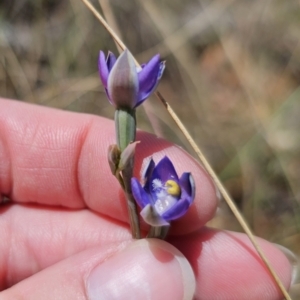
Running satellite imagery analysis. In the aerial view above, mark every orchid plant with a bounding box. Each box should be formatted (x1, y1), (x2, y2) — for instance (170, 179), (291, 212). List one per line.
(98, 49), (195, 239)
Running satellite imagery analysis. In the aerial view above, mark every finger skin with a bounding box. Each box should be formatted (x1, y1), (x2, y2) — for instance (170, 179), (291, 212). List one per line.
(1, 239), (194, 300)
(0, 99), (291, 299)
(0, 243), (129, 300)
(0, 204), (131, 289)
(170, 228), (292, 300)
(0, 205), (292, 299)
(0, 98), (217, 234)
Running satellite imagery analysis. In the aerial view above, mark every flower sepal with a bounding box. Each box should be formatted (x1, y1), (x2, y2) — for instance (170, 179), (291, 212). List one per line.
(140, 204), (170, 227)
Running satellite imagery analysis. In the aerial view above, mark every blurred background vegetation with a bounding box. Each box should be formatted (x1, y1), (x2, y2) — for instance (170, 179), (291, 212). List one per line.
(1, 0), (300, 295)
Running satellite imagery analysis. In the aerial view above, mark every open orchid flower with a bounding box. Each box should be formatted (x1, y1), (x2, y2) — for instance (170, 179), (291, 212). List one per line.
(131, 156), (195, 227)
(98, 50), (165, 109)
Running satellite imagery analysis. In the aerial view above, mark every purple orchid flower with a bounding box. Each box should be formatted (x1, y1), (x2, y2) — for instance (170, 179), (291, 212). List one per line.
(98, 50), (165, 109)
(131, 156), (195, 227)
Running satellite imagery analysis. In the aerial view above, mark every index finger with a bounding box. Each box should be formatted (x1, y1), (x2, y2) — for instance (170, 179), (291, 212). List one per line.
(0, 98), (217, 234)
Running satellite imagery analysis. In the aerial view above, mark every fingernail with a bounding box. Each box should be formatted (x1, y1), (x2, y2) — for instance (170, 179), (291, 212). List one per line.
(273, 243), (299, 285)
(215, 187), (222, 203)
(86, 239), (195, 300)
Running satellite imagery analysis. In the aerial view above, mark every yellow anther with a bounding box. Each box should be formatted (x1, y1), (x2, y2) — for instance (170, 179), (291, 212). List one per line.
(165, 180), (181, 197)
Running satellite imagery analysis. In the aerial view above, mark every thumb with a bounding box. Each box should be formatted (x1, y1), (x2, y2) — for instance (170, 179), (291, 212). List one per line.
(2, 239), (196, 300)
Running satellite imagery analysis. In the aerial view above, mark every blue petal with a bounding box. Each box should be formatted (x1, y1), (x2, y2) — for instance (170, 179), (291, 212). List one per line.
(131, 177), (151, 208)
(98, 51), (109, 87)
(150, 156), (179, 185)
(136, 62), (165, 107)
(179, 172), (195, 204)
(138, 54), (160, 91)
(158, 61), (165, 79)
(136, 56), (165, 106)
(161, 198), (190, 221)
(107, 50), (139, 109)
(141, 158), (155, 193)
(149, 156), (179, 201)
(104, 88), (113, 105)
(107, 51), (117, 71)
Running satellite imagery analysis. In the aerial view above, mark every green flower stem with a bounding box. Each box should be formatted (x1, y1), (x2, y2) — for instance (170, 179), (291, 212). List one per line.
(115, 109), (140, 239)
(123, 166), (141, 239)
(115, 109), (136, 152)
(147, 225), (170, 240)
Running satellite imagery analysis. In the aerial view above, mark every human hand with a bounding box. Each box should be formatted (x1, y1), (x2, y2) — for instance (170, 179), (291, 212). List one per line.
(0, 99), (292, 299)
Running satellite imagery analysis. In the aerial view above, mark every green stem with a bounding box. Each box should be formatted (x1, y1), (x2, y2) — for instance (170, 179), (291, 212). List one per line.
(115, 109), (140, 239)
(122, 162), (141, 239)
(147, 225), (170, 240)
(115, 109), (136, 152)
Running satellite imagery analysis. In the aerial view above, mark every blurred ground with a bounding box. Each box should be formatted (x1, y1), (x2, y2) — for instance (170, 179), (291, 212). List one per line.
(1, 0), (300, 295)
